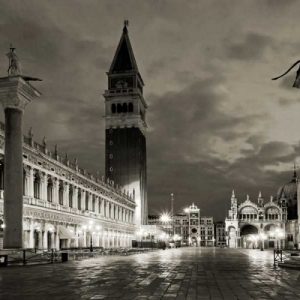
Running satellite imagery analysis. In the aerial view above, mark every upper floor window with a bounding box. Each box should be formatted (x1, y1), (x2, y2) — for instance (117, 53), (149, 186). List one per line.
(69, 187), (73, 208)
(47, 178), (53, 202)
(92, 196), (96, 212)
(34, 172), (41, 199)
(85, 192), (89, 210)
(111, 104), (116, 114)
(117, 103), (122, 113)
(78, 190), (81, 210)
(128, 102), (133, 113)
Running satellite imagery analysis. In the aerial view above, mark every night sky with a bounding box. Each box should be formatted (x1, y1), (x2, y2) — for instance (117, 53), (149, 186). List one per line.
(0, 0), (300, 221)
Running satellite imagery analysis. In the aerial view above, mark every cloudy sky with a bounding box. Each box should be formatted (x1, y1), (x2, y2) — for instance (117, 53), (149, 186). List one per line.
(1, 0), (300, 220)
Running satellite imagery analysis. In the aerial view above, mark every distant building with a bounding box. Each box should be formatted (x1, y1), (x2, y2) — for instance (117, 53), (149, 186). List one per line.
(215, 221), (226, 247)
(148, 203), (215, 247)
(200, 216), (215, 247)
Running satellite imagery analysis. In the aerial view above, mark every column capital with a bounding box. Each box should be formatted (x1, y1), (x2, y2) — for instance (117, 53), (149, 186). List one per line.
(0, 76), (41, 111)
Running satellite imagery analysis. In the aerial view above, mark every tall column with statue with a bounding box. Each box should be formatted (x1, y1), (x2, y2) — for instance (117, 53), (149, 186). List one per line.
(0, 46), (41, 248)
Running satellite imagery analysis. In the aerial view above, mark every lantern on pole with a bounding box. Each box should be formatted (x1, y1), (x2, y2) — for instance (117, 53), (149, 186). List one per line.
(272, 60), (300, 88)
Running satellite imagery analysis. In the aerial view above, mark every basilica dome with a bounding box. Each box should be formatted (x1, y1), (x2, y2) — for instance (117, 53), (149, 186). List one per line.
(277, 168), (298, 220)
(277, 170), (297, 201)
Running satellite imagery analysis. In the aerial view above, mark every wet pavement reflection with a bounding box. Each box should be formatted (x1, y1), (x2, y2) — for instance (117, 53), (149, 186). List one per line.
(0, 247), (300, 299)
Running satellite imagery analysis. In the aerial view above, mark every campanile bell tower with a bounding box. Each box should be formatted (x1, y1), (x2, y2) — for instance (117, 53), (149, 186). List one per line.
(104, 21), (148, 225)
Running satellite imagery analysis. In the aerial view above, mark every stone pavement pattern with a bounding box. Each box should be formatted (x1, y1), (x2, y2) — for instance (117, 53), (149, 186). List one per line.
(0, 248), (300, 300)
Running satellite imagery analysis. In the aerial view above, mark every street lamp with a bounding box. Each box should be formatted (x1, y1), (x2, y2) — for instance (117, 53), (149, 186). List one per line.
(83, 221), (101, 252)
(274, 228), (285, 249)
(160, 212), (172, 237)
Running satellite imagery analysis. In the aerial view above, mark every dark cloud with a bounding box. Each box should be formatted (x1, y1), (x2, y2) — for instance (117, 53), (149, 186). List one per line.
(0, 0), (299, 221)
(225, 32), (273, 61)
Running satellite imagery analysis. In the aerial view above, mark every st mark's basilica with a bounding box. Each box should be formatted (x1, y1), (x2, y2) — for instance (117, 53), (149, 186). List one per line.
(225, 167), (299, 249)
(0, 22), (148, 250)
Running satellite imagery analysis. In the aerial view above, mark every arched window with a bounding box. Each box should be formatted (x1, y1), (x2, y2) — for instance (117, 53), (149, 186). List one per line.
(58, 181), (64, 205)
(47, 178), (53, 202)
(98, 199), (101, 214)
(85, 192), (89, 210)
(117, 103), (122, 113)
(122, 103), (128, 113)
(0, 219), (4, 232)
(69, 186), (73, 208)
(78, 189), (81, 210)
(92, 195), (96, 212)
(109, 203), (112, 218)
(111, 103), (116, 114)
(128, 102), (133, 113)
(33, 172), (41, 199)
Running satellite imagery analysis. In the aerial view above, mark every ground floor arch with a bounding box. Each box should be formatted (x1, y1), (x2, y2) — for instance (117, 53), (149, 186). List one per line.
(240, 224), (258, 248)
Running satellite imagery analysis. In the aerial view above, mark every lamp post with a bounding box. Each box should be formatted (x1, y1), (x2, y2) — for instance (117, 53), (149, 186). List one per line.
(160, 212), (172, 237)
(170, 193), (174, 236)
(84, 221), (102, 252)
(259, 232), (266, 251)
(274, 228), (285, 250)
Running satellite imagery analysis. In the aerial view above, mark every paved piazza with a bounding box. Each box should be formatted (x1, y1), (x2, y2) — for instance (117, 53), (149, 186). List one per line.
(1, 248), (300, 300)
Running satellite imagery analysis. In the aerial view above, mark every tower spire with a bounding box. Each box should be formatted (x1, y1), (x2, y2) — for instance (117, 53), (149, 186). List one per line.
(123, 20), (129, 33)
(291, 161), (298, 182)
(109, 20), (140, 75)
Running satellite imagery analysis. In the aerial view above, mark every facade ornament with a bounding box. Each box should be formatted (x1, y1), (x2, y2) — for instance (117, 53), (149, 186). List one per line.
(42, 136), (47, 154)
(54, 144), (58, 159)
(28, 127), (34, 146)
(231, 189), (235, 198)
(64, 154), (69, 167)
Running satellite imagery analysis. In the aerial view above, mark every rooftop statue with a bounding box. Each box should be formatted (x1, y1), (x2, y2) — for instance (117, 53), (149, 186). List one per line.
(6, 45), (21, 76)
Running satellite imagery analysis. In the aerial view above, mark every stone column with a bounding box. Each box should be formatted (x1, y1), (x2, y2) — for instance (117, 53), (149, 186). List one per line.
(29, 220), (34, 248)
(40, 172), (47, 201)
(82, 190), (86, 211)
(38, 231), (43, 249)
(63, 182), (69, 207)
(0, 74), (41, 249)
(50, 232), (55, 249)
(23, 166), (30, 196)
(43, 230), (48, 249)
(53, 178), (59, 204)
(28, 167), (34, 198)
(73, 187), (78, 209)
(55, 232), (60, 250)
